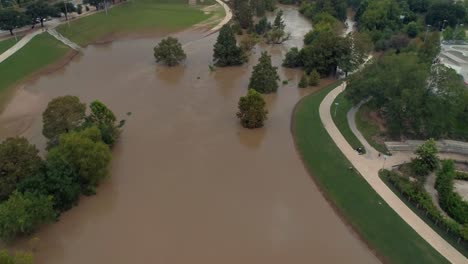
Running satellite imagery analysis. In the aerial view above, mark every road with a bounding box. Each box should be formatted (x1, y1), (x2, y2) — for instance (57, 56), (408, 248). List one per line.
(320, 83), (467, 264)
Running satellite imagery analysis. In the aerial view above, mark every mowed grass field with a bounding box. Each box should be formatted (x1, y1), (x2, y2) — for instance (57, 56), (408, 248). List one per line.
(0, 33), (69, 105)
(293, 82), (449, 264)
(0, 37), (20, 55)
(331, 92), (363, 152)
(57, 0), (212, 46)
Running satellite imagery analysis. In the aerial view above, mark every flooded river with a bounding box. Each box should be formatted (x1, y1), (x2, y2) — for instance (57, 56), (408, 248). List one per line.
(0, 6), (379, 264)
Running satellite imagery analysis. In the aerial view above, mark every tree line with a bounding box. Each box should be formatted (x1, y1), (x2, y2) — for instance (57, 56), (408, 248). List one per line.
(0, 96), (121, 243)
(0, 0), (118, 35)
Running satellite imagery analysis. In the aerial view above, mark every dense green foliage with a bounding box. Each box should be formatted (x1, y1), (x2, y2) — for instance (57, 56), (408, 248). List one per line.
(213, 25), (246, 66)
(298, 74), (308, 88)
(0, 250), (33, 264)
(294, 82), (449, 264)
(0, 138), (43, 201)
(42, 95), (86, 143)
(49, 127), (111, 193)
(0, 192), (55, 242)
(248, 51), (279, 93)
(153, 37), (186, 66)
(282, 47), (301, 67)
(346, 54), (467, 139)
(26, 1), (58, 28)
(254, 16), (271, 35)
(308, 69), (320, 86)
(0, 96), (119, 242)
(435, 160), (468, 225)
(300, 33), (349, 75)
(86, 100), (121, 146)
(236, 89), (268, 128)
(411, 139), (439, 176)
(0, 9), (28, 35)
(299, 0), (347, 21)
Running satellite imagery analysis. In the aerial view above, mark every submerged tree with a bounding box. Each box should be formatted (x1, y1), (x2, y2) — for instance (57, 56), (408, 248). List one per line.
(266, 10), (290, 44)
(153, 37), (186, 66)
(213, 25), (246, 66)
(0, 137), (43, 201)
(237, 89), (268, 128)
(248, 51), (279, 93)
(298, 74), (308, 88)
(237, 0), (253, 29)
(86, 100), (121, 146)
(48, 127), (111, 193)
(42, 95), (86, 142)
(0, 191), (55, 242)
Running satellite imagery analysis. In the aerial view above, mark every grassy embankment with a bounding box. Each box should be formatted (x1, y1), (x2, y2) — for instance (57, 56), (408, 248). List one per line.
(57, 0), (213, 46)
(331, 90), (389, 153)
(0, 33), (70, 107)
(331, 92), (363, 152)
(294, 82), (449, 264)
(0, 37), (20, 55)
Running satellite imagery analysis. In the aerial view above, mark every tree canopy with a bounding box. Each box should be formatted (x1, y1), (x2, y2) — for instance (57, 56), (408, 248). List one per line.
(0, 191), (54, 242)
(213, 25), (246, 66)
(47, 127), (111, 192)
(237, 89), (268, 128)
(346, 54), (467, 138)
(248, 51), (279, 93)
(42, 95), (86, 142)
(0, 137), (43, 201)
(153, 37), (186, 66)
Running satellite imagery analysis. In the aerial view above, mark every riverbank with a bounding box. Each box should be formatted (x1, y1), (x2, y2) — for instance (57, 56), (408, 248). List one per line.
(56, 0), (214, 46)
(0, 33), (73, 112)
(293, 82), (449, 264)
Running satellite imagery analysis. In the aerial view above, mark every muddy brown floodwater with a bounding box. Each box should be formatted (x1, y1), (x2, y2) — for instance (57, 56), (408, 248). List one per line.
(0, 6), (380, 264)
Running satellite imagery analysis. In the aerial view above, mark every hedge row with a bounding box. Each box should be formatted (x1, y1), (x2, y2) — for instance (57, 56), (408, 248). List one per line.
(380, 169), (468, 242)
(435, 160), (468, 225)
(455, 171), (468, 181)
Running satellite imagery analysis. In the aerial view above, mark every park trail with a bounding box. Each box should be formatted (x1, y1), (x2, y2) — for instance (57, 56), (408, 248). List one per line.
(0, 6), (379, 264)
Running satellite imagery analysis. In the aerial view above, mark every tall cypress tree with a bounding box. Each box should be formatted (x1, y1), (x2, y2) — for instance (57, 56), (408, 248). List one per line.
(248, 52), (279, 93)
(213, 25), (246, 66)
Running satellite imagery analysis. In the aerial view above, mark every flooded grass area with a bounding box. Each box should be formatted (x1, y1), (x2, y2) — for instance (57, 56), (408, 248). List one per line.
(0, 7), (382, 264)
(294, 83), (449, 264)
(0, 33), (70, 111)
(57, 0), (213, 46)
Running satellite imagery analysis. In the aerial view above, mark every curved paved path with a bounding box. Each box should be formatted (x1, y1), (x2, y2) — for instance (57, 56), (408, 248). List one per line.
(320, 83), (467, 264)
(210, 0), (232, 32)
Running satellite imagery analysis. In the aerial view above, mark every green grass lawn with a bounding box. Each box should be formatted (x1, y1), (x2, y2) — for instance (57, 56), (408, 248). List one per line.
(0, 37), (20, 55)
(331, 92), (364, 152)
(0, 33), (70, 107)
(294, 82), (449, 264)
(57, 0), (213, 46)
(355, 103), (389, 154)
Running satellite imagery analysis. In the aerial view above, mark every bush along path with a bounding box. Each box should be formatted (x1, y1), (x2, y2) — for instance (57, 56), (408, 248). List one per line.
(319, 83), (467, 264)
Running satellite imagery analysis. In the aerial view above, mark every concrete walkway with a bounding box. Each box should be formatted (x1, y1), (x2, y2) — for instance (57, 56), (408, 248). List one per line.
(47, 29), (82, 51)
(210, 0), (232, 32)
(320, 83), (467, 264)
(0, 30), (43, 64)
